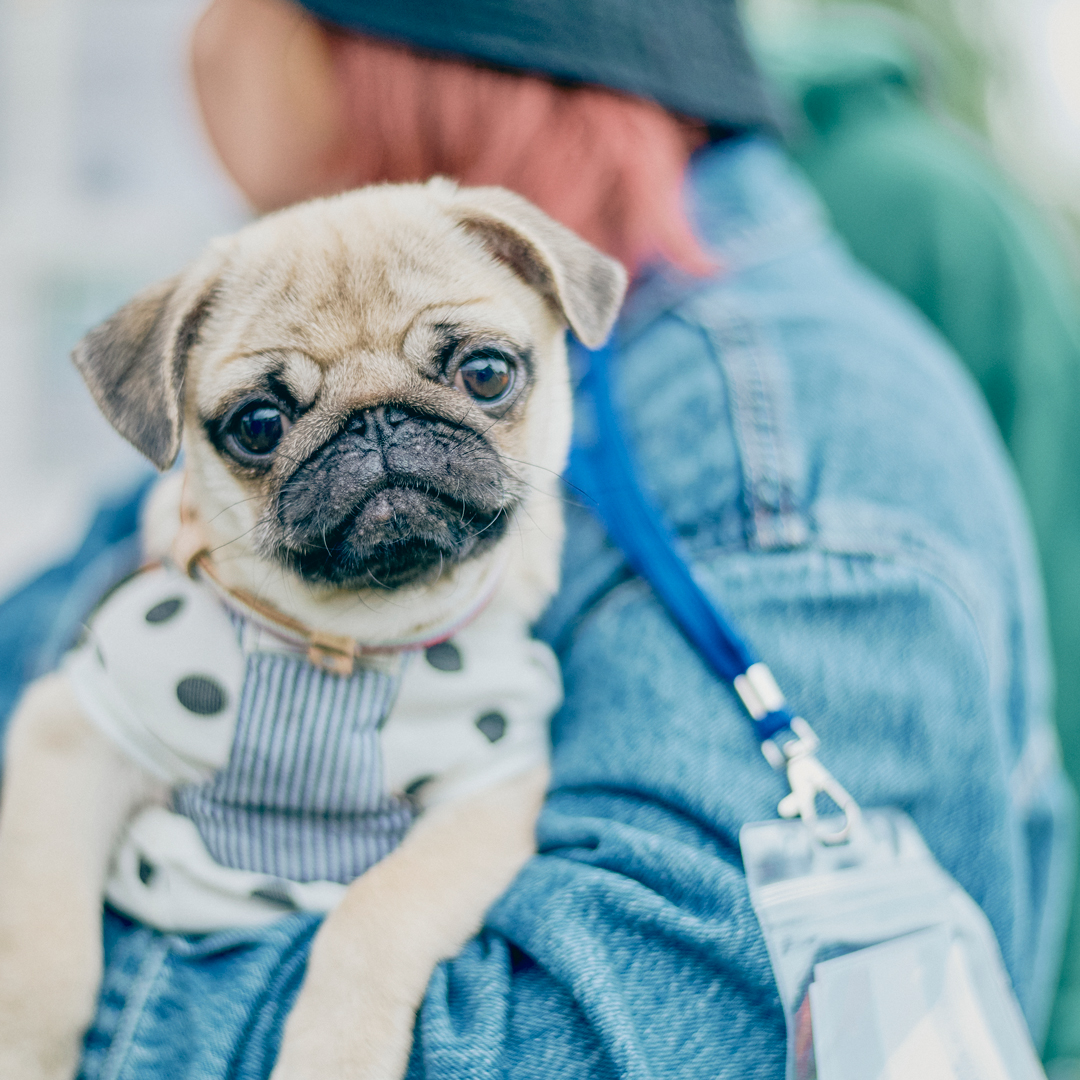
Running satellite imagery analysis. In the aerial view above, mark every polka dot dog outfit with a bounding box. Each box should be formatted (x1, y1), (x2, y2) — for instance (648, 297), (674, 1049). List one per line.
(65, 565), (559, 932)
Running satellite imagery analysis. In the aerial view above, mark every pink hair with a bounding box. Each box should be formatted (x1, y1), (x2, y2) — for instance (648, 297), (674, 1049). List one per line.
(327, 32), (715, 276)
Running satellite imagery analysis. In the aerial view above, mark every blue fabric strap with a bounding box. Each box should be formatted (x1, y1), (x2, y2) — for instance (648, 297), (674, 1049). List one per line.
(567, 339), (795, 742)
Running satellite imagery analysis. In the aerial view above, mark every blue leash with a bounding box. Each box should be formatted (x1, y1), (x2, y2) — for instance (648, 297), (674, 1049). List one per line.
(567, 338), (794, 741)
(566, 337), (859, 840)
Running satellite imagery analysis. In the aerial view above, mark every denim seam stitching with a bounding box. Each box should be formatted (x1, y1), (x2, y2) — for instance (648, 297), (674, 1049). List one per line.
(685, 304), (808, 553)
(594, 543), (1000, 718)
(99, 936), (169, 1080)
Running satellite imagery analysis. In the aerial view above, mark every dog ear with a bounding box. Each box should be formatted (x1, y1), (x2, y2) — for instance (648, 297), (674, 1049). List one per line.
(72, 274), (217, 470)
(442, 184), (629, 349)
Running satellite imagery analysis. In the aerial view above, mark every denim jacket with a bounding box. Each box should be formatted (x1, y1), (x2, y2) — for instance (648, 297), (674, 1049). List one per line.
(0, 135), (1070, 1079)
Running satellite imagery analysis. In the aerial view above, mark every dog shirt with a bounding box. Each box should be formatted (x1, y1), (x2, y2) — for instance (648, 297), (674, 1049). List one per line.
(65, 565), (560, 932)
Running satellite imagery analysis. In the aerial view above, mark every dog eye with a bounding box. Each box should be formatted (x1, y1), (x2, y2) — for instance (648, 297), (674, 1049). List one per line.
(228, 403), (288, 457)
(455, 352), (515, 403)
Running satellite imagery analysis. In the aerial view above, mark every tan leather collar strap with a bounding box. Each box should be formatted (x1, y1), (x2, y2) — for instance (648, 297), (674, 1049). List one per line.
(171, 475), (357, 674)
(195, 555), (355, 674)
(169, 475), (503, 675)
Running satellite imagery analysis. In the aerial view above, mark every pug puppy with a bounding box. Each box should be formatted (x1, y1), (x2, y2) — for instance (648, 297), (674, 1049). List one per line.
(0, 180), (626, 1080)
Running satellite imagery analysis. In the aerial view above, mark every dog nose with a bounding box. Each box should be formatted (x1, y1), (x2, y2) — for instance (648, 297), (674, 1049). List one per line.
(345, 405), (412, 437)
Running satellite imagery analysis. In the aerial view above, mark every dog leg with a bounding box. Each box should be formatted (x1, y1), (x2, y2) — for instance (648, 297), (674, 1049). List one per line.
(271, 764), (549, 1080)
(0, 673), (160, 1080)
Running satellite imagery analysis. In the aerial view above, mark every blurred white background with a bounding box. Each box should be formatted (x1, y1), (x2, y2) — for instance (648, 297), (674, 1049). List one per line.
(0, 0), (246, 595)
(1048, 0), (1080, 142)
(1, 0), (1079, 597)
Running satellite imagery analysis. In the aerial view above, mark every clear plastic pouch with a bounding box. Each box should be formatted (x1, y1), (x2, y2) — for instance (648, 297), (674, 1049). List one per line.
(741, 808), (1047, 1080)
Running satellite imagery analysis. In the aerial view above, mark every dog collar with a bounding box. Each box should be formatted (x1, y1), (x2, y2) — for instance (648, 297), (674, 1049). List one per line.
(188, 549), (507, 675)
(169, 479), (508, 674)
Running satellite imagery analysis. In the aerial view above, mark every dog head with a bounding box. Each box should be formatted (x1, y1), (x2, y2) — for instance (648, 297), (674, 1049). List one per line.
(73, 181), (626, 638)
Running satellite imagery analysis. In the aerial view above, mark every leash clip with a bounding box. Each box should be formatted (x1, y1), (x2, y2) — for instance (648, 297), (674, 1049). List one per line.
(763, 717), (861, 845)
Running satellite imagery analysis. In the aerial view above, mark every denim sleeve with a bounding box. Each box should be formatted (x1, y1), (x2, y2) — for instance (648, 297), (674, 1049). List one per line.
(1, 140), (1066, 1080)
(405, 154), (1072, 1075)
(409, 560), (1012, 1079)
(0, 476), (152, 757)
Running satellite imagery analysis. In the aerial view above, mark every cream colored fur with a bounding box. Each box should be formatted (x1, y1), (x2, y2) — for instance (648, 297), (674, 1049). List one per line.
(0, 181), (626, 1080)
(0, 676), (166, 1080)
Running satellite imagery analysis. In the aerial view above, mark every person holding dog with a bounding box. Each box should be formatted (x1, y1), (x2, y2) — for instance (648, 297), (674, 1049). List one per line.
(0, 0), (1072, 1076)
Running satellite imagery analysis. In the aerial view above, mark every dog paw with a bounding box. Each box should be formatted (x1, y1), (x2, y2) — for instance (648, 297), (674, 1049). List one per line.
(270, 987), (415, 1080)
(0, 984), (85, 1080)
(0, 1037), (82, 1080)
(270, 1042), (351, 1080)
(0, 942), (92, 1080)
(271, 1019), (378, 1080)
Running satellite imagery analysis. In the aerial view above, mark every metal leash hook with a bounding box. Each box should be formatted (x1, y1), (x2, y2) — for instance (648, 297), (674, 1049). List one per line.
(735, 662), (862, 845)
(763, 717), (862, 845)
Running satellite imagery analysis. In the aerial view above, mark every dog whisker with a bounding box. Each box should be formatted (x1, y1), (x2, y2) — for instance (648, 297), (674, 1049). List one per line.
(207, 495), (264, 523)
(513, 503), (556, 545)
(505, 476), (592, 512)
(207, 523), (261, 554)
(496, 453), (598, 510)
(472, 507), (505, 539)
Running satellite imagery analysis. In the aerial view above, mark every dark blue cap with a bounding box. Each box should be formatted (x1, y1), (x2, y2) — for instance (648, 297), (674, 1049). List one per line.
(296, 0), (773, 130)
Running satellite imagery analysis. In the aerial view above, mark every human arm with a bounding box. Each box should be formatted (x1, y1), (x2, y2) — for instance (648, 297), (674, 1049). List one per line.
(271, 767), (548, 1080)
(394, 152), (1068, 1075)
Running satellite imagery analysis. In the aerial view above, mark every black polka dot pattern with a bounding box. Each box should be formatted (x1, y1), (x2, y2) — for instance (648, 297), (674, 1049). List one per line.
(404, 775), (435, 797)
(425, 642), (462, 672)
(475, 711), (507, 743)
(176, 675), (228, 716)
(146, 597), (184, 624)
(403, 775), (435, 809)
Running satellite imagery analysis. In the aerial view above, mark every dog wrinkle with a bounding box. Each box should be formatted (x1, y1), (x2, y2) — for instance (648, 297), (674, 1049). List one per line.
(110, 181), (608, 626)
(269, 404), (513, 587)
(272, 352), (324, 410)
